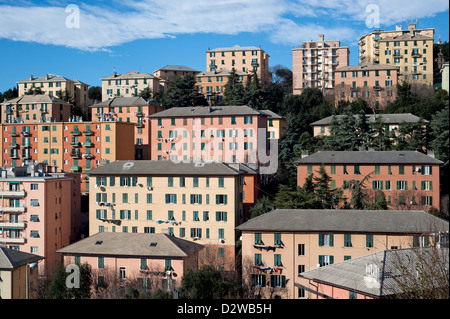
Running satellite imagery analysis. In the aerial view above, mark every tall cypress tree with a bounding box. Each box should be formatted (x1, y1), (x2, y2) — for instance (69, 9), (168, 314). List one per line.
(223, 68), (246, 105)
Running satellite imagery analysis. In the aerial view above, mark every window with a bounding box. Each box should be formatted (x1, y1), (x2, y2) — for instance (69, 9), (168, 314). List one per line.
(319, 233), (333, 246)
(190, 228), (202, 238)
(298, 244), (305, 256)
(366, 234), (374, 248)
(216, 211), (227, 222)
(274, 233), (282, 245)
(274, 254), (282, 266)
(218, 177), (224, 188)
(165, 194), (177, 204)
(421, 165), (432, 175)
(191, 194), (202, 204)
(372, 180), (383, 190)
(344, 234), (352, 247)
(421, 181), (433, 191)
(396, 181), (408, 190)
(255, 253), (262, 266)
(421, 196), (433, 206)
(271, 275), (286, 288)
(255, 233), (263, 245)
(119, 267), (126, 280)
(252, 274), (266, 287)
(215, 194), (227, 205)
(354, 165), (361, 175)
(318, 255), (334, 267)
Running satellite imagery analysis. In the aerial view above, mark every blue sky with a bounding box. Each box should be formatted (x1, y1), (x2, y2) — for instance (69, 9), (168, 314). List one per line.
(0, 0), (448, 92)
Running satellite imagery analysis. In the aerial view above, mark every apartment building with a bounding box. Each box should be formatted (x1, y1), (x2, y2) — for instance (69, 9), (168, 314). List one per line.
(16, 74), (89, 108)
(0, 121), (135, 193)
(87, 160), (252, 270)
(0, 163), (81, 274)
(292, 34), (350, 95)
(296, 151), (442, 211)
(310, 113), (427, 137)
(90, 97), (163, 160)
(148, 105), (268, 169)
(299, 247), (449, 299)
(100, 71), (161, 101)
(334, 63), (399, 110)
(0, 247), (44, 299)
(236, 208), (449, 299)
(154, 65), (200, 83)
(196, 68), (251, 104)
(259, 110), (287, 140)
(205, 45), (271, 83)
(57, 232), (203, 294)
(358, 23), (434, 86)
(1, 94), (72, 124)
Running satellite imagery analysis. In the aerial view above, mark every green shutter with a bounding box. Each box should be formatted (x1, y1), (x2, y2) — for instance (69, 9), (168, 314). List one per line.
(318, 234), (324, 246)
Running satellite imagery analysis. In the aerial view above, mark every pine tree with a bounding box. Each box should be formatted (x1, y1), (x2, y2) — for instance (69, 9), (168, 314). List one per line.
(244, 70), (263, 110)
(223, 68), (246, 105)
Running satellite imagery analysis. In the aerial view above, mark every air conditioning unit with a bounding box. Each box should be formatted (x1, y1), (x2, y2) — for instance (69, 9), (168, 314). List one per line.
(147, 186), (153, 191)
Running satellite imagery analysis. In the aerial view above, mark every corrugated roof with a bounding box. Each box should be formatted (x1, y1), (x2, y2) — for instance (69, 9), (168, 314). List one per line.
(148, 105), (265, 118)
(295, 151), (443, 165)
(87, 160), (256, 176)
(57, 232), (203, 258)
(299, 247), (449, 297)
(0, 247), (44, 270)
(310, 113), (428, 126)
(236, 209), (449, 233)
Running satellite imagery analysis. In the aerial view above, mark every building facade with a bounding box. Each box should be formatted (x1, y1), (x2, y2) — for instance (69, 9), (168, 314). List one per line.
(148, 105), (268, 169)
(205, 45), (270, 83)
(334, 63), (399, 110)
(236, 209), (449, 299)
(100, 71), (161, 101)
(0, 163), (81, 274)
(1, 94), (72, 124)
(16, 74), (89, 109)
(90, 97), (163, 160)
(153, 65), (200, 83)
(296, 151), (442, 211)
(57, 232), (203, 295)
(0, 121), (135, 193)
(87, 160), (251, 270)
(292, 35), (350, 95)
(358, 23), (434, 86)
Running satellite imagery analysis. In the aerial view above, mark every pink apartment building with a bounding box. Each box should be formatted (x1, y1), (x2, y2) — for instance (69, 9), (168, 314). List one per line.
(0, 163), (81, 274)
(236, 209), (449, 299)
(57, 232), (204, 295)
(334, 63), (399, 110)
(292, 35), (350, 95)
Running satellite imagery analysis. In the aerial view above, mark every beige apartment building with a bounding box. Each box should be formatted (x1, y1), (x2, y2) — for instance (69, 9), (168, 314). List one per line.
(1, 94), (72, 124)
(334, 63), (399, 110)
(100, 71), (161, 101)
(236, 209), (449, 299)
(206, 45), (271, 83)
(16, 74), (89, 108)
(88, 160), (250, 270)
(292, 35), (350, 95)
(358, 23), (434, 86)
(154, 65), (200, 83)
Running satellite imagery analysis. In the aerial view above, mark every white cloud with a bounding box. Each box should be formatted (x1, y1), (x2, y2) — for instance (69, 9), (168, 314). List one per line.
(0, 0), (447, 51)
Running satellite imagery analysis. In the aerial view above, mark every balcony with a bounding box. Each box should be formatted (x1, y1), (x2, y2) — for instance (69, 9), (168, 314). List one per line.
(0, 237), (26, 244)
(135, 111), (144, 117)
(10, 153), (20, 159)
(0, 222), (25, 229)
(82, 153), (94, 159)
(412, 53), (422, 58)
(373, 86), (383, 91)
(70, 150), (81, 158)
(83, 130), (95, 136)
(135, 123), (144, 128)
(10, 131), (20, 137)
(393, 53), (403, 58)
(8, 143), (19, 149)
(39, 108), (48, 114)
(21, 154), (32, 160)
(82, 142), (94, 147)
(4, 109), (13, 114)
(70, 142), (81, 147)
(21, 131), (31, 137)
(70, 130), (82, 136)
(251, 61), (259, 67)
(0, 189), (26, 197)
(70, 165), (81, 172)
(0, 206), (25, 213)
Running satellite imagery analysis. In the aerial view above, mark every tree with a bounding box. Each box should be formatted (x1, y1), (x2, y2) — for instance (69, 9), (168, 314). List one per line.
(394, 119), (428, 152)
(270, 64), (292, 94)
(222, 68), (246, 105)
(249, 196), (274, 219)
(370, 115), (393, 151)
(0, 87), (18, 101)
(25, 87), (44, 95)
(244, 70), (263, 110)
(46, 263), (92, 299)
(342, 172), (373, 210)
(88, 86), (102, 102)
(47, 264), (69, 299)
(163, 74), (207, 108)
(313, 165), (341, 209)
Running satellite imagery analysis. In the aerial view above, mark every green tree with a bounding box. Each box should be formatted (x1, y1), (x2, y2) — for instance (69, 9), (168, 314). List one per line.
(163, 74), (207, 108)
(222, 68), (246, 105)
(370, 115), (393, 151)
(47, 263), (92, 299)
(47, 264), (69, 299)
(244, 70), (263, 109)
(0, 87), (18, 101)
(313, 165), (341, 209)
(249, 196), (274, 219)
(395, 119), (428, 152)
(88, 86), (102, 102)
(343, 172), (373, 209)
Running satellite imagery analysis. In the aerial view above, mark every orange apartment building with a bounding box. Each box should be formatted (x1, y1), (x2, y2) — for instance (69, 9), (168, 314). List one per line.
(0, 163), (82, 274)
(0, 121), (135, 193)
(296, 151), (442, 211)
(205, 45), (271, 83)
(148, 105), (268, 169)
(236, 208), (449, 299)
(1, 94), (72, 124)
(16, 74), (89, 108)
(334, 63), (399, 110)
(90, 97), (163, 160)
(87, 160), (254, 270)
(196, 68), (251, 105)
(292, 34), (350, 95)
(57, 232), (204, 295)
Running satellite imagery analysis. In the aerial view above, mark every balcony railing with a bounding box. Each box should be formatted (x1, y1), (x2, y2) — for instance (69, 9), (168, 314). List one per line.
(70, 151), (81, 158)
(0, 206), (25, 213)
(83, 130), (95, 136)
(0, 190), (26, 197)
(70, 130), (82, 136)
(82, 142), (94, 147)
(39, 108), (48, 113)
(71, 142), (81, 147)
(0, 237), (26, 244)
(0, 222), (25, 229)
(8, 143), (19, 149)
(70, 165), (81, 172)
(373, 86), (383, 91)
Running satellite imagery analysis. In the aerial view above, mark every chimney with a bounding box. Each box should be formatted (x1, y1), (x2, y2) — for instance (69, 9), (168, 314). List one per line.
(396, 25), (402, 31)
(427, 149), (435, 158)
(319, 34), (324, 42)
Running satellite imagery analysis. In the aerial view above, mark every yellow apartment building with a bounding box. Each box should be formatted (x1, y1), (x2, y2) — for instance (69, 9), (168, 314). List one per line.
(196, 68), (251, 104)
(88, 160), (249, 270)
(100, 71), (161, 101)
(258, 110), (286, 140)
(236, 209), (449, 299)
(153, 65), (200, 83)
(358, 23), (434, 86)
(16, 74), (89, 108)
(1, 94), (72, 124)
(206, 45), (271, 83)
